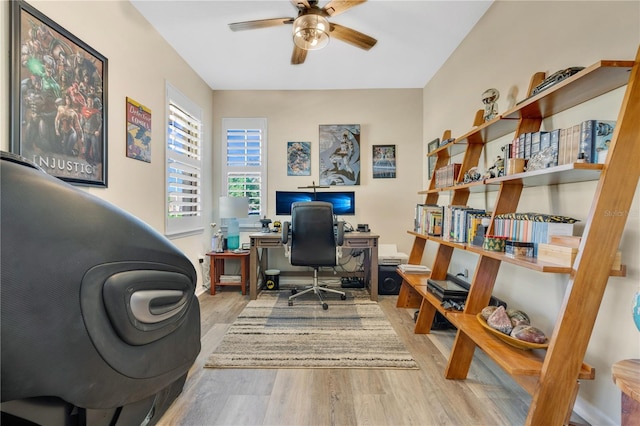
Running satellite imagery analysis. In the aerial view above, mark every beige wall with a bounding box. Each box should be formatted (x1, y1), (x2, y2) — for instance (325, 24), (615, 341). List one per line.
(212, 89), (423, 257)
(422, 1), (640, 424)
(1, 0), (215, 288)
(2, 0), (639, 423)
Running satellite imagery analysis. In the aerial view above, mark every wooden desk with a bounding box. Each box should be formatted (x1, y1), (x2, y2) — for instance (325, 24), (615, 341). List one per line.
(612, 359), (640, 425)
(249, 232), (379, 301)
(206, 250), (250, 295)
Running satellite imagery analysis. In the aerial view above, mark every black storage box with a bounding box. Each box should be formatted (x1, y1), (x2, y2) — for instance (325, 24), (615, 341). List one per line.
(427, 278), (469, 302)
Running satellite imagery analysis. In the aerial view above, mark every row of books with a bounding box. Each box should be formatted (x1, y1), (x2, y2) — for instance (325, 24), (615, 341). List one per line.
(415, 204), (443, 236)
(504, 119), (616, 167)
(434, 163), (461, 188)
(444, 206), (491, 244)
(416, 205), (491, 245)
(415, 206), (578, 256)
(492, 213), (577, 255)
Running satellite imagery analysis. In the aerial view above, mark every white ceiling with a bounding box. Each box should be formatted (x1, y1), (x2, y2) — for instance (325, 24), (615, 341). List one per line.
(130, 0), (493, 91)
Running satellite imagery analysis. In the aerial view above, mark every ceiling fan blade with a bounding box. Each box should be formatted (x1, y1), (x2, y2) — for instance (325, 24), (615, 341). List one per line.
(290, 0), (311, 9)
(329, 23), (377, 50)
(322, 0), (367, 17)
(229, 18), (294, 32)
(291, 45), (308, 65)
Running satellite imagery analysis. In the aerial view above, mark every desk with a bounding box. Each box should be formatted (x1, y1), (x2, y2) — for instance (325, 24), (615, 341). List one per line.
(206, 250), (250, 295)
(249, 232), (379, 301)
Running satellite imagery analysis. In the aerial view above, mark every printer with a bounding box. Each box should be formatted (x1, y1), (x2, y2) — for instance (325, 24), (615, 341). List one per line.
(378, 244), (409, 266)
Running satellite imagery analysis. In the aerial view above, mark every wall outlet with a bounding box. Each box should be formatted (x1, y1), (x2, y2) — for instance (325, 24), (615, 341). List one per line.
(198, 255), (205, 264)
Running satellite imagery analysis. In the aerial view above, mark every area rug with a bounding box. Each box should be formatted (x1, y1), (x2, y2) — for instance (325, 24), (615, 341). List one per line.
(205, 289), (418, 369)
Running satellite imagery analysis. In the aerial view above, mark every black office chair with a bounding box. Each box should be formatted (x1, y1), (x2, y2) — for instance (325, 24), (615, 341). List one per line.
(281, 201), (347, 310)
(1, 152), (200, 426)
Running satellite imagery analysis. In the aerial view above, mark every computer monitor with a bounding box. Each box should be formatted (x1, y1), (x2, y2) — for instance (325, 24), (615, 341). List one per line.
(275, 191), (355, 215)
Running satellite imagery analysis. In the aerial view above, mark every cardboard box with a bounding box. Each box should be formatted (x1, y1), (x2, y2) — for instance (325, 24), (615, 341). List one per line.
(537, 243), (578, 266)
(539, 241), (622, 270)
(549, 235), (582, 248)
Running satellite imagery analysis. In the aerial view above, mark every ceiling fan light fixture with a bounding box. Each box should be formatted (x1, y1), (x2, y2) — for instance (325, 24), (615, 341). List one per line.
(292, 14), (330, 51)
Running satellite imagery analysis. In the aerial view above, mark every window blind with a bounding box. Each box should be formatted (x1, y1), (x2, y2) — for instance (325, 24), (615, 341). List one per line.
(166, 85), (203, 236)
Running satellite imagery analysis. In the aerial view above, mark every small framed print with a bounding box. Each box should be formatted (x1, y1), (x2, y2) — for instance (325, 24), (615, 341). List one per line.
(427, 138), (440, 179)
(287, 141), (311, 176)
(372, 144), (396, 178)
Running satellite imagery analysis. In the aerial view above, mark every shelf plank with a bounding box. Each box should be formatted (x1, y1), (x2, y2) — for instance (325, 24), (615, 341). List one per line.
(454, 314), (595, 380)
(408, 231), (624, 276)
(456, 116), (520, 148)
(466, 245), (572, 273)
(504, 60), (634, 120)
(486, 163), (603, 187)
(423, 163), (603, 194)
(397, 270), (596, 381)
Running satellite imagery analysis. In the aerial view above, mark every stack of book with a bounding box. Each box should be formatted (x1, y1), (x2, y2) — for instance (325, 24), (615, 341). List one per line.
(435, 163), (462, 188)
(398, 264), (431, 274)
(220, 275), (242, 283)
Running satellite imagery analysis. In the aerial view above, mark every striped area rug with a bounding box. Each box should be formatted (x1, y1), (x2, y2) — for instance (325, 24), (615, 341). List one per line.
(205, 289), (418, 369)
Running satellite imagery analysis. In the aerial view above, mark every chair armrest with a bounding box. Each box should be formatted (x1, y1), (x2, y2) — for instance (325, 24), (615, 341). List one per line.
(335, 221), (344, 246)
(281, 222), (290, 243)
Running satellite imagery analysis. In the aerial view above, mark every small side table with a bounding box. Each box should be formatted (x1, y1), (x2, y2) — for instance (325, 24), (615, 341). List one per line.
(612, 359), (640, 425)
(206, 250), (250, 295)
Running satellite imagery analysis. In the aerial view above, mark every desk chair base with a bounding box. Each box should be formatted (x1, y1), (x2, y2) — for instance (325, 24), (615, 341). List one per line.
(288, 269), (346, 310)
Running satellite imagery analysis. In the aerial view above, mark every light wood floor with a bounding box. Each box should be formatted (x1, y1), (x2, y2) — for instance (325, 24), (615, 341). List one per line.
(157, 287), (584, 426)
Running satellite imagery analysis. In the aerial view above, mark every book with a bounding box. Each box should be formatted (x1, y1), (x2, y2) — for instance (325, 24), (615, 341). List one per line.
(580, 120), (616, 163)
(594, 120), (616, 163)
(549, 129), (560, 167)
(524, 132), (532, 159)
(569, 124), (581, 163)
(531, 131), (544, 158)
(558, 129), (569, 166)
(415, 204), (444, 236)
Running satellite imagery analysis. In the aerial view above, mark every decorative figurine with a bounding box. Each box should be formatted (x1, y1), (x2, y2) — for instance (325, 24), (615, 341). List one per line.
(463, 167), (482, 183)
(485, 156), (504, 178)
(482, 88), (500, 122)
(260, 216), (272, 233)
(211, 223), (224, 252)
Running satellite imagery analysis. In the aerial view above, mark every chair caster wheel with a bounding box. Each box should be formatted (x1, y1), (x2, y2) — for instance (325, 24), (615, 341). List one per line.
(322, 303), (328, 310)
(291, 288), (297, 295)
(288, 300), (293, 306)
(341, 294), (347, 300)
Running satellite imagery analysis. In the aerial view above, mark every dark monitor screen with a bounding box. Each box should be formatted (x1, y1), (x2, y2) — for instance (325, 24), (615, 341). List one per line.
(275, 191), (355, 215)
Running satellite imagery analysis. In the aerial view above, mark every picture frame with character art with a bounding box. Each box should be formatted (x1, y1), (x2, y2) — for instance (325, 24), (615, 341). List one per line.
(10, 0), (108, 187)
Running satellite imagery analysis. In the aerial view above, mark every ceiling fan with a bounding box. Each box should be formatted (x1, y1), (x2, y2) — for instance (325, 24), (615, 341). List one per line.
(229, 0), (377, 65)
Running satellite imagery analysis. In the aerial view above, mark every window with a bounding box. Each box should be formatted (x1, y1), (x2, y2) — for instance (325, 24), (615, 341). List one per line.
(166, 84), (203, 237)
(221, 118), (267, 226)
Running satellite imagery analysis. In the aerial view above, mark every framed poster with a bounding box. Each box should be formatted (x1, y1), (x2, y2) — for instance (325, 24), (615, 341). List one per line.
(287, 141), (311, 176)
(319, 124), (360, 186)
(10, 0), (108, 186)
(427, 138), (439, 180)
(126, 97), (151, 163)
(372, 144), (396, 178)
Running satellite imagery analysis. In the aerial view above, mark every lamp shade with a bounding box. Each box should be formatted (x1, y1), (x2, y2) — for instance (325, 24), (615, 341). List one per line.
(292, 14), (330, 51)
(219, 196), (249, 219)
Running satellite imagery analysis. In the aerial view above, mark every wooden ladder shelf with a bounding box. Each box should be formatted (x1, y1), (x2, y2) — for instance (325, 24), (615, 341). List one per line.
(398, 47), (640, 424)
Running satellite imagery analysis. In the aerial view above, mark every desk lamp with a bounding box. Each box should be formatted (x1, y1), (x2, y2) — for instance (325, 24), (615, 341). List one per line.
(219, 196), (249, 250)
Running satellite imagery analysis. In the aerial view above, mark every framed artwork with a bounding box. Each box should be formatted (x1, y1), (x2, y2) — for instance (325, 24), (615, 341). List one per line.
(126, 97), (151, 163)
(319, 124), (360, 186)
(10, 0), (108, 187)
(427, 138), (440, 180)
(372, 144), (396, 178)
(287, 141), (311, 176)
